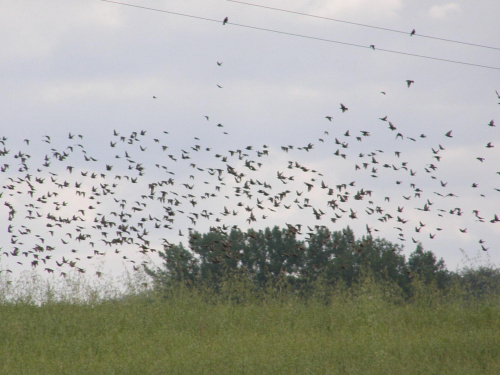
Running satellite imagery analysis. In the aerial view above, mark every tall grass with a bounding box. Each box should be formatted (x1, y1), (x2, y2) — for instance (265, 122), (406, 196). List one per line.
(0, 269), (498, 374)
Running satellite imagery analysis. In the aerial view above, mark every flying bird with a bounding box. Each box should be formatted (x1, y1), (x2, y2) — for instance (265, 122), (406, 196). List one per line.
(406, 80), (414, 88)
(223, 17), (228, 25)
(410, 29), (416, 36)
(445, 130), (453, 138)
(340, 103), (348, 113)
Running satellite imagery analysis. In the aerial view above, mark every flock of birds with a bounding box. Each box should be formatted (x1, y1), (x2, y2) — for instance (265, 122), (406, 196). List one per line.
(1, 20), (499, 277)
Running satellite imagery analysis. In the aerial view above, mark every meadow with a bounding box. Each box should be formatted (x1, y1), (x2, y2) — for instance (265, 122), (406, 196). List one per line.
(0, 270), (498, 375)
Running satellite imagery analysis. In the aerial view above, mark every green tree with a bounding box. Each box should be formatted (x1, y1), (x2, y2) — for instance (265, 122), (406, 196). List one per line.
(459, 266), (500, 299)
(407, 243), (449, 289)
(240, 226), (305, 286)
(148, 242), (199, 286)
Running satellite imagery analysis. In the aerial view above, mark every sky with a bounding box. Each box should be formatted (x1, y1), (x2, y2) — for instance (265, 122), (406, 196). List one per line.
(1, 0), (499, 282)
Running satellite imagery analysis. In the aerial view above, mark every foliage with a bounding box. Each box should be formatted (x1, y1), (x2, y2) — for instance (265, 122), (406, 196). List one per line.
(1, 271), (499, 374)
(148, 225), (477, 300)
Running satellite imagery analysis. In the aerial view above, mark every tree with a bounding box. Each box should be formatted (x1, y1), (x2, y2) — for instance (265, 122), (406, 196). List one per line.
(239, 226), (305, 286)
(459, 266), (500, 299)
(148, 242), (199, 286)
(407, 244), (449, 288)
(147, 225), (454, 300)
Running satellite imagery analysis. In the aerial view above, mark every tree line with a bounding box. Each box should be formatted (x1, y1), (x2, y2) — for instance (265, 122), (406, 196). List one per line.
(147, 225), (499, 300)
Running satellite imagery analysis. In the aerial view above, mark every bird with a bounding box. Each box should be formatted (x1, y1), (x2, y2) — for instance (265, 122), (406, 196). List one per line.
(223, 17), (228, 25)
(2, 79), (498, 282)
(406, 80), (414, 88)
(410, 29), (416, 36)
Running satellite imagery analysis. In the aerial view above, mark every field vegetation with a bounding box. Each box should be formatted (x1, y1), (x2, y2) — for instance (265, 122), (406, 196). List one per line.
(1, 261), (499, 375)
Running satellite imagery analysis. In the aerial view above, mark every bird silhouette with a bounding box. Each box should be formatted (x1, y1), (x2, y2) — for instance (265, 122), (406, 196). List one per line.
(1, 67), (498, 277)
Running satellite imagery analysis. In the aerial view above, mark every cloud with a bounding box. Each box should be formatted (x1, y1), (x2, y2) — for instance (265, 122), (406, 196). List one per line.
(0, 2), (124, 62)
(429, 3), (461, 19)
(305, 0), (402, 20)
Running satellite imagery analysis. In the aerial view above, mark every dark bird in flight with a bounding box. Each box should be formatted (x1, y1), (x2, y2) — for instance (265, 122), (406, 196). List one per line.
(217, 62), (223, 66)
(223, 17), (228, 25)
(153, 96), (157, 99)
(410, 29), (416, 36)
(369, 45), (375, 50)
(445, 130), (453, 138)
(340, 103), (348, 113)
(488, 119), (495, 127)
(325, 116), (332, 121)
(406, 80), (414, 88)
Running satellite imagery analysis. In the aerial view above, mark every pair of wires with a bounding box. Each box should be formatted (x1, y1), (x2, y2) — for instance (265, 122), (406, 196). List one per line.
(228, 0), (500, 52)
(101, 0), (500, 70)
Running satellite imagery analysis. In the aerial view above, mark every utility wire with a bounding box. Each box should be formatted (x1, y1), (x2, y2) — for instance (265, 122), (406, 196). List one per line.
(101, 0), (500, 71)
(101, 0), (220, 23)
(227, 0), (500, 52)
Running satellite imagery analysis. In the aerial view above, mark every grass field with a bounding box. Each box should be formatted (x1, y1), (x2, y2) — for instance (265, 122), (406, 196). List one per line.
(0, 271), (498, 375)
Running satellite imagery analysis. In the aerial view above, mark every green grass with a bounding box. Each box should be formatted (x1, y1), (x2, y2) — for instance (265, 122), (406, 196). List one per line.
(0, 272), (498, 375)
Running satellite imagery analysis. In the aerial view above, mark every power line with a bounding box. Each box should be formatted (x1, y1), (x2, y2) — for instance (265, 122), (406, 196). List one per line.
(227, 0), (500, 52)
(101, 0), (220, 23)
(232, 23), (500, 70)
(101, 0), (500, 71)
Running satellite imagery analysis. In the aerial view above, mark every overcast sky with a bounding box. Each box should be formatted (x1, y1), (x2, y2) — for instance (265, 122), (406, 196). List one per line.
(1, 0), (499, 279)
